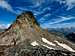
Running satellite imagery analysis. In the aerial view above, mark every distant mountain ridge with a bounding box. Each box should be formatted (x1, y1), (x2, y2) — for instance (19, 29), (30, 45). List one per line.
(49, 27), (75, 35)
(48, 27), (75, 43)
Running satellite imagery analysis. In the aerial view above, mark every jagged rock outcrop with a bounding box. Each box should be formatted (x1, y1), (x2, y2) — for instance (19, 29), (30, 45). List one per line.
(0, 11), (41, 45)
(0, 11), (75, 56)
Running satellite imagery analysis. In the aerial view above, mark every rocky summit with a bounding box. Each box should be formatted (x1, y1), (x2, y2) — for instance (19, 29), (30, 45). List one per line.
(0, 11), (75, 56)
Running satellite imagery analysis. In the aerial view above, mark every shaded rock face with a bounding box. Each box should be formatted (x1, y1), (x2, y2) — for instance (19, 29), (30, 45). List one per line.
(66, 32), (75, 43)
(0, 11), (75, 56)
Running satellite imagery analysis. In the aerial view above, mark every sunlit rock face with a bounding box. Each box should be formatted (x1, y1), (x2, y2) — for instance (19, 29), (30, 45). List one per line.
(0, 11), (75, 56)
(0, 11), (41, 45)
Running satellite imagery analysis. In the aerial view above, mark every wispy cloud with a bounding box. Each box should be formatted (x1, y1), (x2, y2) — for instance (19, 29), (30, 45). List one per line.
(39, 13), (51, 23)
(41, 16), (75, 28)
(0, 24), (10, 29)
(0, 0), (13, 11)
(65, 0), (75, 10)
(48, 16), (74, 25)
(31, 0), (45, 7)
(16, 5), (51, 16)
(0, 0), (21, 14)
(56, 0), (75, 10)
(41, 22), (75, 29)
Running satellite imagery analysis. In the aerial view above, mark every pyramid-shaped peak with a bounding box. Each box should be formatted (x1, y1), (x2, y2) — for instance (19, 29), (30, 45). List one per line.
(16, 11), (39, 27)
(22, 11), (34, 15)
(17, 11), (34, 19)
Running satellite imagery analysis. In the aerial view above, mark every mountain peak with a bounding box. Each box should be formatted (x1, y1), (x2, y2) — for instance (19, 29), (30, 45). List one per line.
(0, 11), (75, 55)
(0, 11), (41, 45)
(7, 11), (40, 32)
(16, 11), (39, 27)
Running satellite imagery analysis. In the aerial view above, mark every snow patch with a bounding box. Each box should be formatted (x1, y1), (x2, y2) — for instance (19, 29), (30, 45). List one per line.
(42, 38), (56, 46)
(42, 44), (54, 49)
(31, 41), (39, 46)
(54, 40), (75, 52)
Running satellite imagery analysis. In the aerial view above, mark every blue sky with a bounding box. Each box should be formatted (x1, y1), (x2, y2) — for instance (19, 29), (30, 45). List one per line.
(0, 0), (75, 29)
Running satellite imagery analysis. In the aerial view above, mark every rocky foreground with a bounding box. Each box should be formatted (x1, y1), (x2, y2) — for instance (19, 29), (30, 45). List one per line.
(0, 11), (75, 56)
(3, 46), (75, 56)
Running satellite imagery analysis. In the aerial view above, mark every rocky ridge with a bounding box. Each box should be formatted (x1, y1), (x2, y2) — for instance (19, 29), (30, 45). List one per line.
(0, 11), (75, 56)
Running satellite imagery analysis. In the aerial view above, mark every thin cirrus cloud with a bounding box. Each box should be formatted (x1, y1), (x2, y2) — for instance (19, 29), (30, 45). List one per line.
(48, 16), (75, 25)
(0, 0), (21, 14)
(41, 16), (75, 28)
(0, 0), (13, 12)
(0, 0), (75, 13)
(39, 13), (51, 23)
(0, 0), (44, 14)
(52, 23), (75, 28)
(0, 0), (50, 15)
(56, 0), (75, 10)
(65, 0), (75, 10)
(41, 22), (75, 29)
(0, 0), (75, 29)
